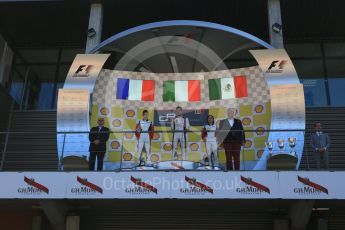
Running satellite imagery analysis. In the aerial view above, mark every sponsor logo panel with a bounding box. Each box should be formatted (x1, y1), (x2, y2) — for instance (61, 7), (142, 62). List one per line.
(0, 172), (344, 199)
(0, 173), (66, 198)
(279, 172), (334, 199)
(171, 172), (228, 198)
(229, 172), (279, 198)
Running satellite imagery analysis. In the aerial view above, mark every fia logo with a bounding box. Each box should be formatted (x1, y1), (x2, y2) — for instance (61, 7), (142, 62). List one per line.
(266, 60), (287, 73)
(73, 65), (93, 77)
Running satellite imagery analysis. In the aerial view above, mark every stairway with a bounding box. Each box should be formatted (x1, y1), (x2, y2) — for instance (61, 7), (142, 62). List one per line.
(2, 110), (58, 171)
(300, 107), (345, 170)
(0, 87), (12, 168)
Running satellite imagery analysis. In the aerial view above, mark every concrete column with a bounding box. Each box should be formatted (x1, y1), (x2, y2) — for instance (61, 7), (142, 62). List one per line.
(290, 200), (315, 230)
(267, 0), (284, 48)
(32, 215), (42, 230)
(273, 219), (289, 230)
(317, 218), (328, 230)
(39, 200), (68, 230)
(85, 2), (103, 53)
(66, 216), (80, 230)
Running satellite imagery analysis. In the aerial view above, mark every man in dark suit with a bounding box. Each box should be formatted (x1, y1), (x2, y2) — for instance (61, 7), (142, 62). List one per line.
(217, 108), (245, 171)
(89, 118), (110, 171)
(310, 122), (331, 169)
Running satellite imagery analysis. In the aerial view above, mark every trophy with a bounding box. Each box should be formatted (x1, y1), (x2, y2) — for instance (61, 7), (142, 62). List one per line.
(288, 137), (297, 157)
(265, 141), (273, 157)
(277, 139), (284, 152)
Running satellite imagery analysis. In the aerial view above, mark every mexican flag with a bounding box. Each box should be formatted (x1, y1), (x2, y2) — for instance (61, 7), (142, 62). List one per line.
(163, 80), (201, 102)
(116, 78), (155, 101)
(208, 76), (248, 100)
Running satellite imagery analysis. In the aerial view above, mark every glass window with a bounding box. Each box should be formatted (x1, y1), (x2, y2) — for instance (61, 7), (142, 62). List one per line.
(60, 48), (84, 62)
(8, 47), (83, 110)
(20, 49), (59, 63)
(37, 82), (55, 110)
(226, 60), (257, 69)
(300, 79), (328, 107)
(292, 60), (324, 78)
(29, 65), (57, 109)
(8, 66), (27, 105)
(0, 35), (5, 58)
(326, 59), (345, 106)
(31, 65), (57, 82)
(328, 78), (345, 106)
(9, 74), (24, 105)
(285, 43), (322, 58)
(57, 65), (70, 82)
(53, 82), (65, 109)
(22, 71), (40, 110)
(324, 43), (345, 57)
(326, 59), (345, 77)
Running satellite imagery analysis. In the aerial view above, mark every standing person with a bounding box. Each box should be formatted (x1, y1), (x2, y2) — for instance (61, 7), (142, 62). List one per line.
(217, 107), (245, 171)
(201, 115), (218, 167)
(89, 118), (110, 171)
(135, 110), (154, 166)
(310, 122), (331, 169)
(171, 106), (190, 160)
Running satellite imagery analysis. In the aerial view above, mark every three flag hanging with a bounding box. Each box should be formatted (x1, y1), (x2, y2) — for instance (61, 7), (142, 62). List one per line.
(116, 76), (247, 102)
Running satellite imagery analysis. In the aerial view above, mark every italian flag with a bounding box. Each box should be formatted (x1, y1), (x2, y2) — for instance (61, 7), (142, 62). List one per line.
(208, 76), (248, 100)
(163, 80), (201, 102)
(116, 78), (155, 101)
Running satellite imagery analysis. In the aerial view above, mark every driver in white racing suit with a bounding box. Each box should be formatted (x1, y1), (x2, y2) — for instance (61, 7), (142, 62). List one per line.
(171, 106), (190, 160)
(201, 115), (218, 167)
(135, 110), (154, 165)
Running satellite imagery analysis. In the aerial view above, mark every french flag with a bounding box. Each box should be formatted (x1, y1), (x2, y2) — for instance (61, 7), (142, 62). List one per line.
(116, 78), (155, 101)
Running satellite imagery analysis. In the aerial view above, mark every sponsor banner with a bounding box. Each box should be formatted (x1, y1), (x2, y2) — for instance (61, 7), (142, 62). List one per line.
(279, 172), (338, 199)
(170, 172), (228, 198)
(0, 172), (67, 199)
(1, 171), (345, 199)
(109, 172), (170, 199)
(66, 172), (116, 199)
(65, 172), (170, 199)
(229, 172), (279, 199)
(66, 172), (109, 199)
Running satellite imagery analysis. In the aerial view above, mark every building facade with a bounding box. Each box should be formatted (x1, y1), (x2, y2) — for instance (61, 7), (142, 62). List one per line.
(0, 1), (345, 230)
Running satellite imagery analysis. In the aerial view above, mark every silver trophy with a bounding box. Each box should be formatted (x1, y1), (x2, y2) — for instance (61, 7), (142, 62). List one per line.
(277, 139), (285, 152)
(288, 137), (297, 157)
(265, 141), (273, 157)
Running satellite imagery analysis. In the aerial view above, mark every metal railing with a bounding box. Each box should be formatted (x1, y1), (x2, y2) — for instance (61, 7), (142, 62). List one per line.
(0, 128), (338, 171)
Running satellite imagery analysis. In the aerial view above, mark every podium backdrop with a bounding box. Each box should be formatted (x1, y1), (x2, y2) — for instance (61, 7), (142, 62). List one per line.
(57, 49), (305, 170)
(90, 66), (271, 169)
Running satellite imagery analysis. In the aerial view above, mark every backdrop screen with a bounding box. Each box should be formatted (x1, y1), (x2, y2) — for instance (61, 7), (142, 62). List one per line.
(91, 66), (271, 169)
